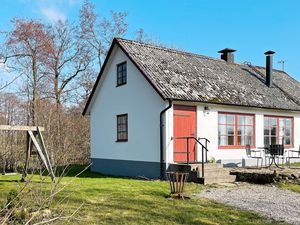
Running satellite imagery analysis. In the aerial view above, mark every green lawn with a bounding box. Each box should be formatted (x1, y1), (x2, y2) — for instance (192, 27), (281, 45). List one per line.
(279, 183), (300, 193)
(290, 162), (300, 167)
(0, 166), (287, 225)
(278, 162), (300, 194)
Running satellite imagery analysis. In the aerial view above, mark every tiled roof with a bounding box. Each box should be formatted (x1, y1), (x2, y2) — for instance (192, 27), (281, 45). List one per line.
(117, 38), (300, 111)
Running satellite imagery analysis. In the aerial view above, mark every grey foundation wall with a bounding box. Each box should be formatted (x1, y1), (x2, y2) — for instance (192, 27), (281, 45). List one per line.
(91, 158), (163, 179)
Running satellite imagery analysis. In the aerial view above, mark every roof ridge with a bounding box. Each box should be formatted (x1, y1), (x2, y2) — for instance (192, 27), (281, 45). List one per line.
(116, 38), (289, 73)
(251, 65), (285, 74)
(116, 37), (227, 63)
(247, 64), (300, 106)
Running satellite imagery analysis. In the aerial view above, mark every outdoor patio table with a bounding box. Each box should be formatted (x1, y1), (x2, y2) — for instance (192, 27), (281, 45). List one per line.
(266, 145), (285, 168)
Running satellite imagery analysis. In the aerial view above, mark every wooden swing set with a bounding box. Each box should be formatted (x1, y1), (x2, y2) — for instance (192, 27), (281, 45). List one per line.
(0, 125), (55, 182)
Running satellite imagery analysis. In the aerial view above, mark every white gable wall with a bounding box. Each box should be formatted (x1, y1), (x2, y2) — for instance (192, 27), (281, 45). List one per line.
(90, 45), (165, 167)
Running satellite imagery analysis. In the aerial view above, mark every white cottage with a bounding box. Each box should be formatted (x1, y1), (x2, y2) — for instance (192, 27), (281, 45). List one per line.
(83, 38), (300, 179)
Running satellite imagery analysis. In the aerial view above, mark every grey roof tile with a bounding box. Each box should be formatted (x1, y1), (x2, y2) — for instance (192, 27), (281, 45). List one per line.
(117, 38), (300, 111)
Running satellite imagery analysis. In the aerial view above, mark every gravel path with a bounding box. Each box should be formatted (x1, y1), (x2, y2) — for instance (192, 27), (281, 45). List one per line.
(200, 184), (300, 225)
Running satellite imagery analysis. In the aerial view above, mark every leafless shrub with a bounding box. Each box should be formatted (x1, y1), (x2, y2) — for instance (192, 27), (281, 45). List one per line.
(0, 165), (90, 224)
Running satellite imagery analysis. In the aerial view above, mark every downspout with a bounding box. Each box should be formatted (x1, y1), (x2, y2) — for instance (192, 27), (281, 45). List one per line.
(160, 98), (172, 178)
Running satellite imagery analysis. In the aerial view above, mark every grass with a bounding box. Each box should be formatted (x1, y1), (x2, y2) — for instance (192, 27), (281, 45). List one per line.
(277, 162), (300, 194)
(289, 162), (300, 167)
(0, 166), (288, 225)
(279, 183), (300, 193)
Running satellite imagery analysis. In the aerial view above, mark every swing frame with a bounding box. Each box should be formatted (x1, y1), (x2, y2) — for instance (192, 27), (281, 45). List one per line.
(0, 125), (55, 182)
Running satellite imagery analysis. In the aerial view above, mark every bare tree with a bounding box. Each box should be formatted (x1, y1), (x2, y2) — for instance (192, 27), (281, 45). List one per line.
(0, 1), (131, 168)
(45, 21), (91, 105)
(1, 19), (52, 125)
(0, 93), (28, 173)
(135, 28), (148, 43)
(76, 68), (97, 105)
(79, 0), (128, 70)
(135, 28), (170, 47)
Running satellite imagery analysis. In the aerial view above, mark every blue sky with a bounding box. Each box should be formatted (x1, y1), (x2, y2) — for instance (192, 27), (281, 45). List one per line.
(0, 0), (300, 81)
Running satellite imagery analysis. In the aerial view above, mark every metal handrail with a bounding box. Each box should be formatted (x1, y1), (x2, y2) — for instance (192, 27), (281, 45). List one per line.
(198, 137), (210, 143)
(198, 138), (210, 163)
(176, 136), (209, 178)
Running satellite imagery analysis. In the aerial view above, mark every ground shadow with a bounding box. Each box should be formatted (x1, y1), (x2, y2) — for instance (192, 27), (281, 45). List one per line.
(0, 179), (20, 183)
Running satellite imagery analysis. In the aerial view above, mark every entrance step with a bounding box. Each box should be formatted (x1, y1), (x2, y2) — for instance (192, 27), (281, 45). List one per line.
(190, 163), (236, 185)
(167, 163), (236, 185)
(203, 174), (236, 184)
(190, 163), (223, 172)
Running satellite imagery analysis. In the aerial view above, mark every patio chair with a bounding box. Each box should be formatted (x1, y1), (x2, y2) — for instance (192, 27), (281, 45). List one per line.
(263, 145), (271, 167)
(245, 145), (263, 168)
(286, 146), (300, 168)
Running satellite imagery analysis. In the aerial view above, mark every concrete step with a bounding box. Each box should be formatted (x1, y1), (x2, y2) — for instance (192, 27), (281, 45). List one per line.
(198, 170), (229, 177)
(191, 163), (223, 171)
(194, 163), (236, 184)
(204, 175), (236, 185)
(167, 163), (236, 185)
(189, 168), (236, 184)
(198, 167), (230, 172)
(195, 164), (230, 176)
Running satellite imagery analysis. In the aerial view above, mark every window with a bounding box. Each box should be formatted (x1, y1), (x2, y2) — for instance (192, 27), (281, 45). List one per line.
(218, 113), (255, 148)
(264, 116), (293, 147)
(117, 114), (128, 142)
(116, 62), (127, 86)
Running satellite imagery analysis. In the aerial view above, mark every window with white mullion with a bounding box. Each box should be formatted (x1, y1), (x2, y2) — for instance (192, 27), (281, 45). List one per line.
(264, 116), (292, 147)
(218, 113), (254, 147)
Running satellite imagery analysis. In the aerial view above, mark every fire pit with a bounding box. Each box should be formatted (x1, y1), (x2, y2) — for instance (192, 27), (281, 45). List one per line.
(166, 171), (189, 199)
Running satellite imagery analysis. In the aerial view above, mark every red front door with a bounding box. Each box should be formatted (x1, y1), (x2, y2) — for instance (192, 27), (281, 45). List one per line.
(173, 105), (197, 163)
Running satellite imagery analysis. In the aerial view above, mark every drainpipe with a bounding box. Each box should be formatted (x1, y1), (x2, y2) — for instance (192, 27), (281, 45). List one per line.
(160, 98), (172, 179)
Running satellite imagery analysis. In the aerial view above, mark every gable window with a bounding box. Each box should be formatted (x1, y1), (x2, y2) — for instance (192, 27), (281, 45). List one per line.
(117, 114), (128, 142)
(116, 62), (127, 86)
(264, 116), (293, 147)
(218, 112), (255, 148)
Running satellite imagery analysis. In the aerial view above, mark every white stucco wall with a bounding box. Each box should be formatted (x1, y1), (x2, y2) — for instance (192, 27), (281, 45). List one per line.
(88, 44), (299, 168)
(165, 102), (300, 165)
(90, 45), (165, 163)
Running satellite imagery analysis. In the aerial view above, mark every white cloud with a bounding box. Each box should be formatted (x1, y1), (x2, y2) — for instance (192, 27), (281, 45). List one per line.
(40, 7), (66, 23)
(18, 0), (82, 23)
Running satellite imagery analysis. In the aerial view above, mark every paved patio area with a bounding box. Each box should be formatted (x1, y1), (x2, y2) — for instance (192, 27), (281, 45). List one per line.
(200, 183), (300, 225)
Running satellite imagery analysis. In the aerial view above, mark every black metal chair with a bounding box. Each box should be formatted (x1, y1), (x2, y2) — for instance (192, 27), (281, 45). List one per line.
(286, 146), (300, 168)
(245, 145), (263, 168)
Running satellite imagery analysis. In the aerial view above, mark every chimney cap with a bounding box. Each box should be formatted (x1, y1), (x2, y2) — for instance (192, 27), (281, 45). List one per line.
(264, 50), (275, 55)
(218, 48), (236, 53)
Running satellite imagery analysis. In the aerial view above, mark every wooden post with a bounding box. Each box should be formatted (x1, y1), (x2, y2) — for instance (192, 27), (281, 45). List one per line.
(21, 132), (32, 182)
(28, 130), (55, 183)
(37, 127), (55, 182)
(0, 125), (55, 183)
(0, 125), (44, 131)
(1, 154), (5, 175)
